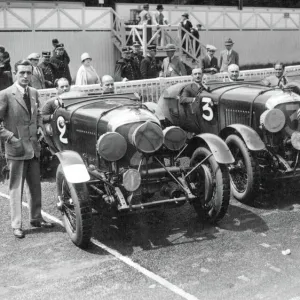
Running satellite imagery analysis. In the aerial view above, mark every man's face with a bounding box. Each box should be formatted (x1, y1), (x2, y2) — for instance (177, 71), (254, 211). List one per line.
(57, 80), (70, 95)
(207, 49), (215, 58)
(166, 50), (175, 58)
(29, 58), (39, 67)
(229, 67), (239, 81)
(42, 56), (50, 64)
(225, 44), (233, 51)
(275, 64), (284, 78)
(55, 48), (64, 57)
(132, 46), (140, 54)
(103, 79), (114, 94)
(15, 65), (32, 87)
(123, 52), (131, 60)
(192, 69), (203, 84)
(149, 49), (156, 58)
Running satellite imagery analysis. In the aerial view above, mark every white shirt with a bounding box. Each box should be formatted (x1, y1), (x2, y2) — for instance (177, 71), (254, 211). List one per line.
(15, 82), (28, 96)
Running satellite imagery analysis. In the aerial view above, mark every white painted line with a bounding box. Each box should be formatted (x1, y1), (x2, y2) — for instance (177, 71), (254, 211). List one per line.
(0, 191), (199, 300)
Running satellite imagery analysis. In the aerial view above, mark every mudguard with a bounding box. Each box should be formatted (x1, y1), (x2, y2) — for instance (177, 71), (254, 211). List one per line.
(55, 150), (90, 183)
(191, 133), (235, 164)
(143, 102), (165, 121)
(220, 124), (265, 151)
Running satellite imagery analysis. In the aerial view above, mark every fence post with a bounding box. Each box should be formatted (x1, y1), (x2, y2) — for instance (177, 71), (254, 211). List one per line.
(178, 26), (183, 57)
(142, 23), (147, 57)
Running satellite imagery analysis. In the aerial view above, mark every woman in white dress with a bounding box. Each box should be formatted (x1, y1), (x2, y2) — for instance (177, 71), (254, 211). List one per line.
(75, 52), (100, 85)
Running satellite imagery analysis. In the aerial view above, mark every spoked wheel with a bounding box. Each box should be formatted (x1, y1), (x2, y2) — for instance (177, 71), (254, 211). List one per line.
(56, 164), (93, 248)
(225, 134), (260, 205)
(190, 147), (230, 223)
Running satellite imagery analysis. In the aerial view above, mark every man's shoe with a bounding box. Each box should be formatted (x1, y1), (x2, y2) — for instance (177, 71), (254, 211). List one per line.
(30, 220), (54, 228)
(13, 228), (25, 239)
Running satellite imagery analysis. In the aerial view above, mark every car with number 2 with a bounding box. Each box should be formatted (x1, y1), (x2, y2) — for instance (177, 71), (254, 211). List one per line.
(43, 91), (234, 248)
(158, 81), (300, 205)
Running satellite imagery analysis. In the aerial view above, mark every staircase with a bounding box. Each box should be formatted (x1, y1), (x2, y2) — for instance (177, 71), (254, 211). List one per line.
(111, 10), (205, 70)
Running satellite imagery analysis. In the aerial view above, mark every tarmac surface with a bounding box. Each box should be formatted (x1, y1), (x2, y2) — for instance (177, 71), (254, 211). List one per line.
(1, 176), (300, 300)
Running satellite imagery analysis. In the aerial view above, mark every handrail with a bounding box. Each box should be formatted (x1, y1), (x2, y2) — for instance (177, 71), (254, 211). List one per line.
(37, 65), (300, 106)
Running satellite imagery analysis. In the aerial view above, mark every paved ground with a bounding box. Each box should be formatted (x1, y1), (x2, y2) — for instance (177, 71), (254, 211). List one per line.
(1, 176), (300, 300)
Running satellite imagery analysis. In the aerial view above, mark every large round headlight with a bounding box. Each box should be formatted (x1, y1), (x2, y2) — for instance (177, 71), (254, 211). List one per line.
(123, 169), (141, 192)
(291, 132), (300, 150)
(131, 121), (164, 153)
(97, 132), (127, 161)
(260, 109), (285, 133)
(163, 126), (187, 151)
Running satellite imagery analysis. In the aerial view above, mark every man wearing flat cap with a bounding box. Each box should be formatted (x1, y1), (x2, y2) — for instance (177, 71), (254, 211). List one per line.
(180, 13), (193, 51)
(161, 44), (187, 77)
(219, 38), (239, 72)
(131, 42), (143, 79)
(140, 45), (160, 79)
(27, 53), (46, 90)
(50, 43), (72, 84)
(114, 46), (139, 82)
(38, 51), (56, 88)
(200, 45), (219, 74)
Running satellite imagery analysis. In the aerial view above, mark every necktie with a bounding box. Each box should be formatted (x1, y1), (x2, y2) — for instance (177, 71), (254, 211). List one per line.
(23, 88), (31, 118)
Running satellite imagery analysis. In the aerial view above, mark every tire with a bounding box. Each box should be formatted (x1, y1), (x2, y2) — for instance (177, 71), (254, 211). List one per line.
(190, 147), (230, 223)
(225, 134), (260, 205)
(56, 164), (93, 248)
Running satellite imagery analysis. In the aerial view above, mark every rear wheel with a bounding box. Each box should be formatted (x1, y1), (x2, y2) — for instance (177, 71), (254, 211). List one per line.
(225, 134), (260, 205)
(190, 147), (230, 223)
(56, 164), (93, 248)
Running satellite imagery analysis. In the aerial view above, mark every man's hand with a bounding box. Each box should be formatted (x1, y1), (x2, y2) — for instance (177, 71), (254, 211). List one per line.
(37, 127), (44, 142)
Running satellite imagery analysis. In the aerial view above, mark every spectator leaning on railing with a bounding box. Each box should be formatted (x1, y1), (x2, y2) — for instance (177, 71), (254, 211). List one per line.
(200, 45), (219, 74)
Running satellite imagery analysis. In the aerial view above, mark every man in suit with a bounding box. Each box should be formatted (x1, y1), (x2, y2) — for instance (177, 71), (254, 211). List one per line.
(200, 45), (219, 74)
(28, 53), (46, 90)
(0, 59), (54, 238)
(140, 45), (160, 79)
(261, 62), (288, 88)
(219, 38), (239, 73)
(180, 13), (193, 51)
(161, 43), (187, 77)
(180, 67), (209, 104)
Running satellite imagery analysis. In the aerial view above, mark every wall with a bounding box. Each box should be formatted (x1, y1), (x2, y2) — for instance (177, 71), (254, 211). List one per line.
(0, 31), (115, 82)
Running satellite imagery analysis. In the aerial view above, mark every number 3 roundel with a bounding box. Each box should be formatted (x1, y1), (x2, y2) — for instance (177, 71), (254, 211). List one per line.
(201, 97), (214, 122)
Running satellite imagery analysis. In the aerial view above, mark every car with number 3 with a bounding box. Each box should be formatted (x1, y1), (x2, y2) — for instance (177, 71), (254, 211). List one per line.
(158, 81), (300, 205)
(43, 91), (234, 248)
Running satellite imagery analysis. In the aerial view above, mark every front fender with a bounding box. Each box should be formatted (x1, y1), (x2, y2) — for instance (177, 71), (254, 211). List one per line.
(220, 124), (265, 151)
(55, 150), (90, 183)
(192, 133), (234, 164)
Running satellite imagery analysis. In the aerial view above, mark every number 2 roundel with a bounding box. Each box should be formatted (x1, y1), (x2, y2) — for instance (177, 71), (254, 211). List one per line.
(201, 97), (214, 122)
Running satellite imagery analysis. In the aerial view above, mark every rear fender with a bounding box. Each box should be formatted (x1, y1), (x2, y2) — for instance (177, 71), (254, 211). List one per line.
(220, 124), (265, 151)
(55, 150), (90, 183)
(187, 133), (234, 164)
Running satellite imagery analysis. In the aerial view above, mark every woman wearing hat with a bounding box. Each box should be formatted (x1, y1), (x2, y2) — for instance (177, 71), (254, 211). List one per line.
(75, 52), (100, 86)
(179, 13), (193, 51)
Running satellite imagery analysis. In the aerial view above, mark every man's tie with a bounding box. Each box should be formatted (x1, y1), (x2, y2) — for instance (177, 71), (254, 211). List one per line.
(23, 88), (31, 118)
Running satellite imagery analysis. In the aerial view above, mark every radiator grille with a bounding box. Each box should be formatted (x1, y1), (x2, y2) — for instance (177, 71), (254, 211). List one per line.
(225, 109), (251, 126)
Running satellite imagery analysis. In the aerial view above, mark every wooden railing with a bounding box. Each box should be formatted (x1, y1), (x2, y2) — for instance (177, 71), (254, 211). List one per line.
(37, 65), (300, 106)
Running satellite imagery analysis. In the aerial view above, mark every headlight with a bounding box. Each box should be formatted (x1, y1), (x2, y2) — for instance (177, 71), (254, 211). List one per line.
(97, 132), (127, 161)
(260, 109), (285, 133)
(123, 169), (141, 192)
(163, 126), (187, 151)
(291, 132), (300, 150)
(131, 121), (164, 153)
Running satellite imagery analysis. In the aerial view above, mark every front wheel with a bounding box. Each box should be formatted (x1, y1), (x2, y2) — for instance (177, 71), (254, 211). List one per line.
(190, 147), (230, 223)
(225, 134), (260, 205)
(56, 164), (93, 248)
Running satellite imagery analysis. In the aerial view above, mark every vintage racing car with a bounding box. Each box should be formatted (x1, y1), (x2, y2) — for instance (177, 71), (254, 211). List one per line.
(43, 91), (234, 248)
(158, 81), (300, 204)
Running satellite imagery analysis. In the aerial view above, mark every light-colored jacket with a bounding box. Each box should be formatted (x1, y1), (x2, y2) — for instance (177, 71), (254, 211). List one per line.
(161, 56), (187, 77)
(30, 66), (46, 90)
(0, 83), (42, 160)
(75, 65), (100, 85)
(219, 49), (239, 72)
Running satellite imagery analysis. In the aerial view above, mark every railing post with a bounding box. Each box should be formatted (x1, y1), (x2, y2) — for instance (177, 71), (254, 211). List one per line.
(142, 23), (147, 56)
(161, 26), (165, 48)
(120, 18), (126, 47)
(178, 26), (183, 57)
